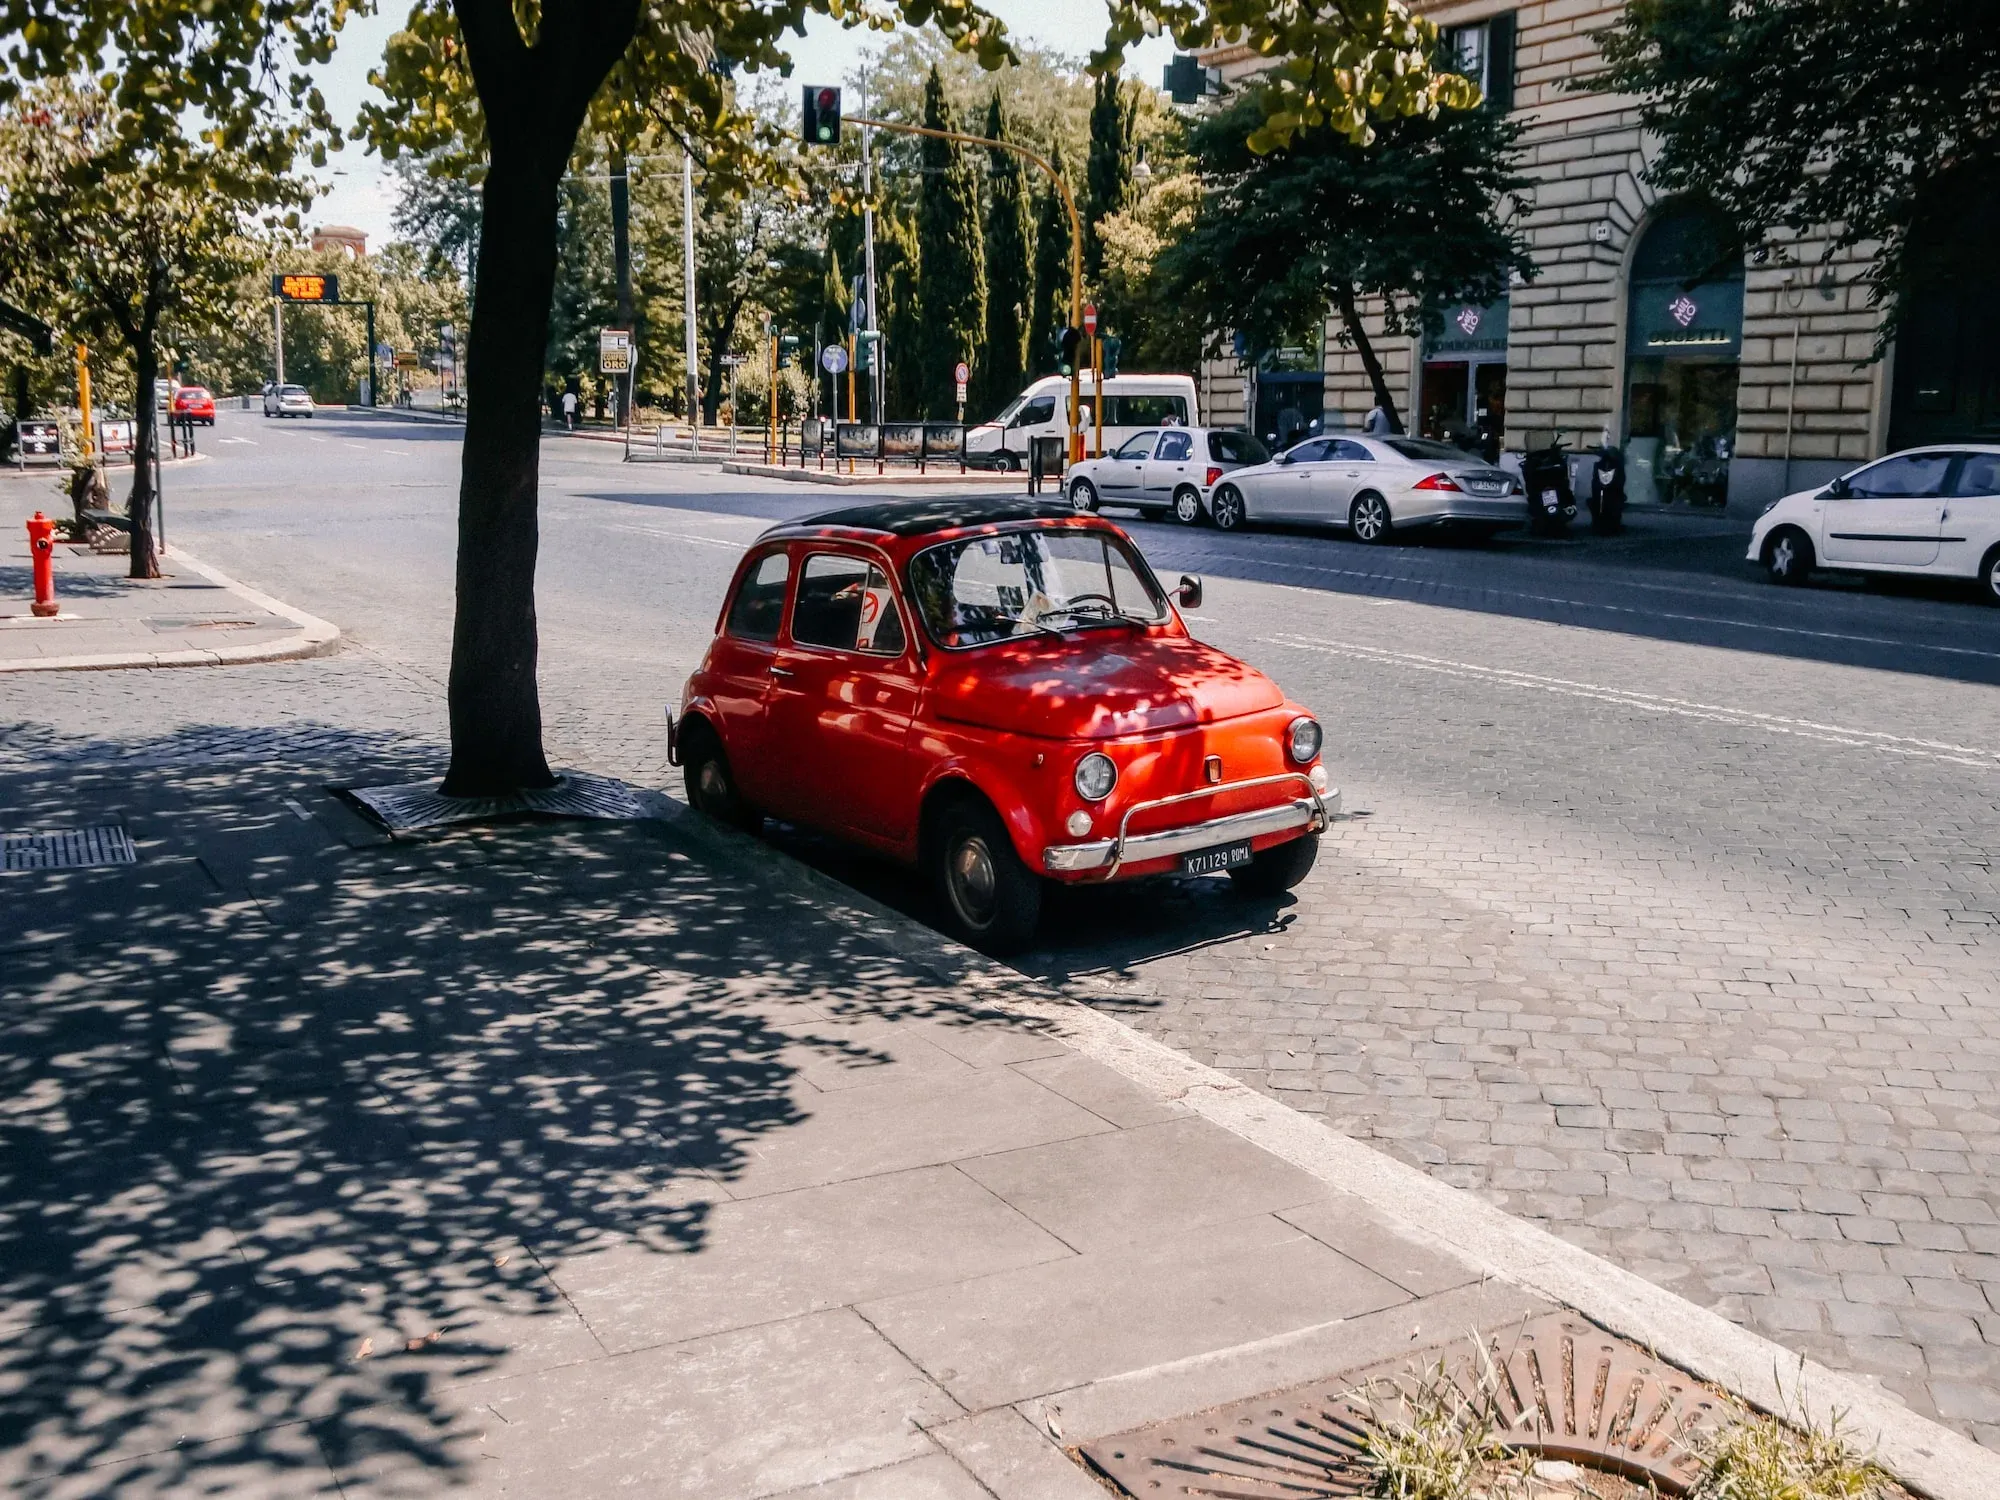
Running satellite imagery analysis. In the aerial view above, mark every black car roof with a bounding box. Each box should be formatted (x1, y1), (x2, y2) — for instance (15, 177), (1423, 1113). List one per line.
(775, 496), (1078, 539)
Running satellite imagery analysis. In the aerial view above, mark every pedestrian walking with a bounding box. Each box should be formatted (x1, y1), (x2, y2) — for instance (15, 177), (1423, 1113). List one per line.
(1363, 403), (1391, 437)
(1589, 426), (1627, 535)
(561, 388), (579, 432)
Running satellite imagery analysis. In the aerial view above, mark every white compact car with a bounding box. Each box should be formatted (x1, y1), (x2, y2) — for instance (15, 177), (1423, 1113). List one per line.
(1064, 427), (1272, 523)
(1749, 446), (2000, 601)
(263, 383), (315, 418)
(1202, 434), (1526, 540)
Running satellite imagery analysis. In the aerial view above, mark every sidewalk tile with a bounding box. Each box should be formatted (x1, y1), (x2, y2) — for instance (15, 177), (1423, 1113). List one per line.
(544, 1164), (1072, 1354)
(857, 1214), (1407, 1410)
(1277, 1196), (1486, 1297)
(926, 1407), (1108, 1499)
(766, 1451), (989, 1498)
(956, 1114), (1336, 1253)
(1008, 1052), (1190, 1129)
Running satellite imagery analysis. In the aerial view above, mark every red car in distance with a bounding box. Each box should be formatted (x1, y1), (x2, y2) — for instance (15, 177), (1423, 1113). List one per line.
(669, 498), (1337, 953)
(171, 385), (216, 425)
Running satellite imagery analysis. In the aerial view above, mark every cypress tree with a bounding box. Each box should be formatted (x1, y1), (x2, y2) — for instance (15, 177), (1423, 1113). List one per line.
(914, 66), (987, 418)
(1085, 70), (1137, 286)
(1029, 141), (1074, 376)
(880, 207), (923, 418)
(975, 92), (1034, 418)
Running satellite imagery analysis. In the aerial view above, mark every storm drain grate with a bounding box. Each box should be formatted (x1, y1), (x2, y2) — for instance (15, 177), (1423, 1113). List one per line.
(2, 826), (138, 870)
(1079, 1312), (1730, 1497)
(343, 772), (647, 832)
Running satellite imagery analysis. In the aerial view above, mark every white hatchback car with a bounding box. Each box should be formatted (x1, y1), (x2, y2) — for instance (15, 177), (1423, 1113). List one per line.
(1749, 445), (2000, 601)
(1201, 434), (1526, 541)
(1064, 427), (1273, 524)
(263, 383), (315, 418)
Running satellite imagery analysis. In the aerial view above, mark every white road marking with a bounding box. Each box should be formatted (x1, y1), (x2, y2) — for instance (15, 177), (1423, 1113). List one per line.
(602, 523), (744, 550)
(219, 436), (258, 446)
(1268, 633), (2000, 772)
(282, 797), (315, 821)
(306, 435), (327, 443)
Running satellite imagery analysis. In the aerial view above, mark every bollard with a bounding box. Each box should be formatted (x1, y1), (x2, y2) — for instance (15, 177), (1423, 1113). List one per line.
(26, 510), (58, 617)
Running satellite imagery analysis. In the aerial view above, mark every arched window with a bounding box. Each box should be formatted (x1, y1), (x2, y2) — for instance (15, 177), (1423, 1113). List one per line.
(1623, 201), (1744, 507)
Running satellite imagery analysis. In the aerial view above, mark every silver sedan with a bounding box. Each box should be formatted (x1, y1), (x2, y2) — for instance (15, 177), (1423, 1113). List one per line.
(1205, 434), (1526, 541)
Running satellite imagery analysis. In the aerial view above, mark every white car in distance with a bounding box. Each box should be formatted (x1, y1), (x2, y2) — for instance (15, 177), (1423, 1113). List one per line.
(1202, 434), (1527, 541)
(1750, 445), (2000, 601)
(1064, 427), (1273, 524)
(263, 384), (315, 418)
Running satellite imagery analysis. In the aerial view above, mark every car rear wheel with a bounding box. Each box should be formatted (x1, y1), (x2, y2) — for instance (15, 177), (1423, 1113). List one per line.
(1765, 526), (1814, 585)
(1349, 492), (1392, 544)
(1172, 486), (1204, 526)
(931, 798), (1042, 955)
(1980, 545), (2000, 606)
(681, 725), (761, 834)
(998, 451), (1020, 473)
(1211, 484), (1246, 531)
(1068, 478), (1098, 513)
(1227, 834), (1319, 896)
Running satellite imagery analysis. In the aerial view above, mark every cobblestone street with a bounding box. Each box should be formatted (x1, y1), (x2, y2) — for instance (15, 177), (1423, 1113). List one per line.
(8, 409), (2000, 1442)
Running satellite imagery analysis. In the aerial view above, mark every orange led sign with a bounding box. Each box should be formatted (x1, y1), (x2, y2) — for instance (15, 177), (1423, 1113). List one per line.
(272, 273), (338, 303)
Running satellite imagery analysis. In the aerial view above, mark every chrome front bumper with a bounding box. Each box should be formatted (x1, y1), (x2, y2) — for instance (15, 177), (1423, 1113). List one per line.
(1042, 772), (1339, 876)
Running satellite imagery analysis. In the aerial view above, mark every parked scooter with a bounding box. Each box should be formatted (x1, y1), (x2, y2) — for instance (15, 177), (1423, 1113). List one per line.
(1521, 436), (1578, 537)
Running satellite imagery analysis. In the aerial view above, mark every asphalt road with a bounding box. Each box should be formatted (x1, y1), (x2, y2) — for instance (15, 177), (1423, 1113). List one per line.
(11, 405), (2000, 1442)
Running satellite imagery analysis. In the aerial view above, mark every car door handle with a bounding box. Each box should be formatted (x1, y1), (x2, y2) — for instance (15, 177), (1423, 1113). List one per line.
(769, 666), (795, 679)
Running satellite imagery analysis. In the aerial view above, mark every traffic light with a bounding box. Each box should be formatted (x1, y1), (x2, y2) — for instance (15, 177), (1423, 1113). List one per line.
(802, 85), (842, 146)
(1053, 326), (1079, 375)
(856, 330), (881, 372)
(1100, 334), (1123, 379)
(778, 334), (801, 368)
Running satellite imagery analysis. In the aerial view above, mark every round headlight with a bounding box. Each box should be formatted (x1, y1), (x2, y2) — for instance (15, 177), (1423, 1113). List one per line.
(1287, 716), (1322, 764)
(1074, 751), (1117, 801)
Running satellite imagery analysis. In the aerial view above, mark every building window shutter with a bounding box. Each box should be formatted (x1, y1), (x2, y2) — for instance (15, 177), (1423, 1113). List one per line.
(1485, 11), (1517, 114)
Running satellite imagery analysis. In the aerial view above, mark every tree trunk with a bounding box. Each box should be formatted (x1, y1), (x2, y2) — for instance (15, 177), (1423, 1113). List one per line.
(440, 0), (639, 797)
(1332, 286), (1405, 435)
(127, 331), (161, 580)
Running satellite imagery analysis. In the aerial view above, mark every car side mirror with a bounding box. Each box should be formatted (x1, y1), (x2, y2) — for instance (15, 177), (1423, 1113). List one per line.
(1176, 575), (1203, 611)
(1826, 476), (1852, 499)
(1275, 452), (1292, 466)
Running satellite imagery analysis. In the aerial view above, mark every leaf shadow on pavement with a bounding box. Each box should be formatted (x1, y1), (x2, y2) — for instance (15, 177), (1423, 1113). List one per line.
(0, 724), (1053, 1495)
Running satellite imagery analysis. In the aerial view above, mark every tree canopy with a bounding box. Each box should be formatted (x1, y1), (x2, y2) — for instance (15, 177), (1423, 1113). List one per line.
(1592, 0), (2000, 331)
(1159, 89), (1532, 430)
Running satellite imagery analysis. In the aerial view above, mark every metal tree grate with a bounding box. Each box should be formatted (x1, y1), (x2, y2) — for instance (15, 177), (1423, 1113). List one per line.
(343, 772), (647, 832)
(1079, 1312), (1730, 1497)
(2, 826), (138, 870)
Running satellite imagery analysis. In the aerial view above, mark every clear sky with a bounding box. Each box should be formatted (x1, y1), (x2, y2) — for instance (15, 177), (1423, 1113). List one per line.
(310, 2), (1177, 247)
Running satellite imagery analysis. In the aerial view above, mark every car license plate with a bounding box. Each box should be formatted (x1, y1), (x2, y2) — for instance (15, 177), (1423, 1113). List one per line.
(1180, 840), (1253, 876)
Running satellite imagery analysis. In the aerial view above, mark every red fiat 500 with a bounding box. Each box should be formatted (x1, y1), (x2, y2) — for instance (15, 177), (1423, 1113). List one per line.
(669, 498), (1336, 952)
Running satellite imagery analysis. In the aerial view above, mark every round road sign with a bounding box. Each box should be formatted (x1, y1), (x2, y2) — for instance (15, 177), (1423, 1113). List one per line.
(821, 344), (849, 374)
(953, 360), (969, 384)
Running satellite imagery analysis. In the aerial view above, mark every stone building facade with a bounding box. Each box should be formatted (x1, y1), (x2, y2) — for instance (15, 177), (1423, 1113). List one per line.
(1194, 0), (1919, 506)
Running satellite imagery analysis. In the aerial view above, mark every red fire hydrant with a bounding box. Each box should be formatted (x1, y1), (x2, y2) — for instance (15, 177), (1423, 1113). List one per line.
(26, 511), (58, 618)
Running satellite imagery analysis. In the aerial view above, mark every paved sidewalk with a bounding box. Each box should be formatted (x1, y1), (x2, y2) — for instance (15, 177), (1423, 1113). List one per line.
(0, 481), (338, 670)
(1, 738), (1991, 1497)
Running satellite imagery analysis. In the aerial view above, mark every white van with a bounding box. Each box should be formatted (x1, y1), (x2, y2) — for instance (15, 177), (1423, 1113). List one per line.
(966, 373), (1200, 472)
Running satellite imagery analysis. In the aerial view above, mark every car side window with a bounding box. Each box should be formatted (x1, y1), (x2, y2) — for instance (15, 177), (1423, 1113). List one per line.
(1115, 431), (1159, 461)
(1950, 453), (2000, 497)
(1209, 431), (1270, 465)
(725, 551), (790, 642)
(1331, 439), (1374, 462)
(791, 553), (907, 655)
(1155, 431), (1194, 462)
(1846, 453), (1953, 498)
(1009, 397), (1056, 429)
(1287, 439), (1334, 464)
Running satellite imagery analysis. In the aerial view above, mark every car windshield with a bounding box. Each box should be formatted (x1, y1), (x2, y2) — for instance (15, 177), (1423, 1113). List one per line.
(906, 526), (1169, 649)
(1382, 437), (1478, 463)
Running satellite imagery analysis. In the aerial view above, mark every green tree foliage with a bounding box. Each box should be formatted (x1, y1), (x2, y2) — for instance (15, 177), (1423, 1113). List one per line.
(1095, 170), (1203, 375)
(880, 207), (923, 419)
(975, 93), (1034, 416)
(1159, 90), (1533, 431)
(0, 80), (310, 578)
(1591, 0), (2000, 335)
(913, 67), (987, 417)
(1029, 142), (1077, 376)
(1085, 71), (1138, 286)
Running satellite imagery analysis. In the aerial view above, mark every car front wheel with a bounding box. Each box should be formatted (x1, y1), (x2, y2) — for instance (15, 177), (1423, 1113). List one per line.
(1228, 834), (1318, 896)
(1981, 546), (2000, 606)
(682, 726), (761, 833)
(1765, 526), (1814, 585)
(1349, 492), (1392, 544)
(1172, 486), (1204, 526)
(1068, 478), (1098, 513)
(1211, 484), (1246, 531)
(931, 798), (1042, 955)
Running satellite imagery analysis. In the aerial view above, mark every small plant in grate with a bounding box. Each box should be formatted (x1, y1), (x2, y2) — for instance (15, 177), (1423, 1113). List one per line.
(1687, 1403), (1889, 1500)
(1356, 1338), (1519, 1500)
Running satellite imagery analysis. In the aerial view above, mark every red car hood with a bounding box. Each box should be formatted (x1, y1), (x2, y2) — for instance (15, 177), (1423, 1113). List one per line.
(929, 631), (1284, 740)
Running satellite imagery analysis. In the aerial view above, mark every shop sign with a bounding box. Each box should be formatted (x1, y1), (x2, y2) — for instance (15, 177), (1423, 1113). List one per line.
(1629, 278), (1742, 356)
(1429, 297), (1509, 355)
